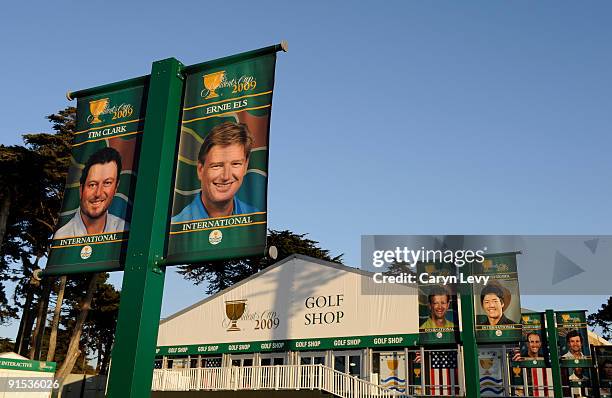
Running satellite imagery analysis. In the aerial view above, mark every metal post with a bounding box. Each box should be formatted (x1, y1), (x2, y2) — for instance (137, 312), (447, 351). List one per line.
(106, 57), (184, 398)
(545, 309), (564, 398)
(459, 276), (481, 398)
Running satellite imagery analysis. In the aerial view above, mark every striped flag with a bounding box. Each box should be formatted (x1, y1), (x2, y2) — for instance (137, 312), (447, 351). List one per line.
(429, 351), (459, 396)
(529, 368), (554, 397)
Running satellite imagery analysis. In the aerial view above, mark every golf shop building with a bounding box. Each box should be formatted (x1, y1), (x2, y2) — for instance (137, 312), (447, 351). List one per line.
(152, 254), (611, 397)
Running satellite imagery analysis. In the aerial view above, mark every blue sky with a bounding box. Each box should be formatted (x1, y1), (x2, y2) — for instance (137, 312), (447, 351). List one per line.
(1, 1), (611, 338)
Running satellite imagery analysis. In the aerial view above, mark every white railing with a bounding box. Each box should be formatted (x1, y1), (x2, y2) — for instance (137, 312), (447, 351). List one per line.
(152, 364), (409, 398)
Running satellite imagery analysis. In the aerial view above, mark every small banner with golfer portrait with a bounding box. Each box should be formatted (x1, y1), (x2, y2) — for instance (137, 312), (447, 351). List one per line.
(474, 253), (522, 343)
(46, 83), (147, 274)
(517, 312), (548, 368)
(417, 262), (459, 344)
(556, 310), (592, 368)
(167, 50), (278, 263)
(594, 346), (612, 396)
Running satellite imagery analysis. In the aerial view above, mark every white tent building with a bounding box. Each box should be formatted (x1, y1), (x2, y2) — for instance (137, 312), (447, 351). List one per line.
(155, 255), (428, 394)
(153, 254), (610, 397)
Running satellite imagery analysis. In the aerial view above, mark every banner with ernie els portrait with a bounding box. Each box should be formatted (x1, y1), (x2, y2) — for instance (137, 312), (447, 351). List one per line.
(47, 84), (147, 274)
(167, 52), (277, 262)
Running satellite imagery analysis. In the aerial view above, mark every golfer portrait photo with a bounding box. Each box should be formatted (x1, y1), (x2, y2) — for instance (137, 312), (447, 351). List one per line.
(476, 283), (518, 326)
(522, 332), (543, 359)
(600, 359), (612, 381)
(561, 329), (585, 359)
(420, 285), (455, 329)
(172, 121), (259, 222)
(54, 147), (127, 238)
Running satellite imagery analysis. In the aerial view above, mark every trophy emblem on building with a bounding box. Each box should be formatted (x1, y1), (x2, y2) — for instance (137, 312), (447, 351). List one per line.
(425, 264), (436, 274)
(387, 359), (398, 371)
(225, 299), (247, 331)
(479, 358), (494, 375)
(89, 98), (109, 124)
(561, 314), (570, 323)
(203, 71), (226, 99)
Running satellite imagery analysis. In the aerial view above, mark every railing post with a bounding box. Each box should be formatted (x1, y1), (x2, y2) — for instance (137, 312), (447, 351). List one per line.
(275, 365), (280, 390)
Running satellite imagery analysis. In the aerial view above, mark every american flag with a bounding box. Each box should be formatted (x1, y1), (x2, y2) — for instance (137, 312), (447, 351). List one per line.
(429, 351), (459, 396)
(528, 368), (553, 397)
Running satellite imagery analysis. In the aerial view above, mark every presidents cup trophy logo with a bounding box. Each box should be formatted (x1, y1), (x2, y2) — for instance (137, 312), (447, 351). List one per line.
(80, 245), (93, 260)
(203, 71), (226, 99)
(561, 313), (571, 323)
(387, 359), (398, 371)
(88, 98), (109, 124)
(209, 229), (223, 245)
(480, 357), (494, 375)
(225, 299), (247, 332)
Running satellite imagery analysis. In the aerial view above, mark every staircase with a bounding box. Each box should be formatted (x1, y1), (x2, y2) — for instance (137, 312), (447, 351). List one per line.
(152, 364), (409, 398)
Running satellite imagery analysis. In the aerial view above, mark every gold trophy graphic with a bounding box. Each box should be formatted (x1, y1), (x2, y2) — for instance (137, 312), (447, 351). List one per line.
(225, 299), (247, 332)
(387, 359), (398, 371)
(425, 264), (436, 274)
(480, 358), (494, 375)
(203, 71), (226, 99)
(561, 314), (570, 323)
(89, 98), (109, 124)
(413, 368), (422, 394)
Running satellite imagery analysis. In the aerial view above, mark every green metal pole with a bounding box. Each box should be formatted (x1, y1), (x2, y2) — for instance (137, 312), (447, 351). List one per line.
(545, 309), (564, 398)
(460, 270), (481, 398)
(106, 58), (184, 398)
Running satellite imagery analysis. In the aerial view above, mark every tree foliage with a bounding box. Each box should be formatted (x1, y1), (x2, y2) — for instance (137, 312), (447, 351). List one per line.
(0, 107), (74, 326)
(178, 229), (343, 294)
(1, 107), (120, 376)
(587, 296), (612, 341)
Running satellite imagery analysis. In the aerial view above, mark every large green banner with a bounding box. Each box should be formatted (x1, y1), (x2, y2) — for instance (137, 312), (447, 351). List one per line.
(167, 53), (277, 263)
(474, 253), (522, 342)
(417, 262), (459, 344)
(556, 310), (592, 368)
(47, 84), (147, 273)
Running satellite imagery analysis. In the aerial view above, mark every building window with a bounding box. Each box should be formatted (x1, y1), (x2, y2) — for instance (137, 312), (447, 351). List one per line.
(202, 357), (222, 368)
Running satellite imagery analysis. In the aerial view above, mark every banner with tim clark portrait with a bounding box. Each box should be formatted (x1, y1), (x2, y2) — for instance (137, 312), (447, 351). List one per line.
(474, 253), (522, 343)
(166, 52), (277, 263)
(47, 83), (147, 274)
(556, 310), (592, 368)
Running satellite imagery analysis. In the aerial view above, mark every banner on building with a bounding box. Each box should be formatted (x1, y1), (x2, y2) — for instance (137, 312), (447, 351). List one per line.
(379, 353), (406, 393)
(47, 84), (147, 274)
(474, 253), (522, 342)
(595, 346), (612, 397)
(479, 348), (504, 397)
(167, 51), (277, 263)
(427, 350), (459, 396)
(556, 310), (592, 368)
(417, 262), (459, 344)
(518, 312), (548, 368)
